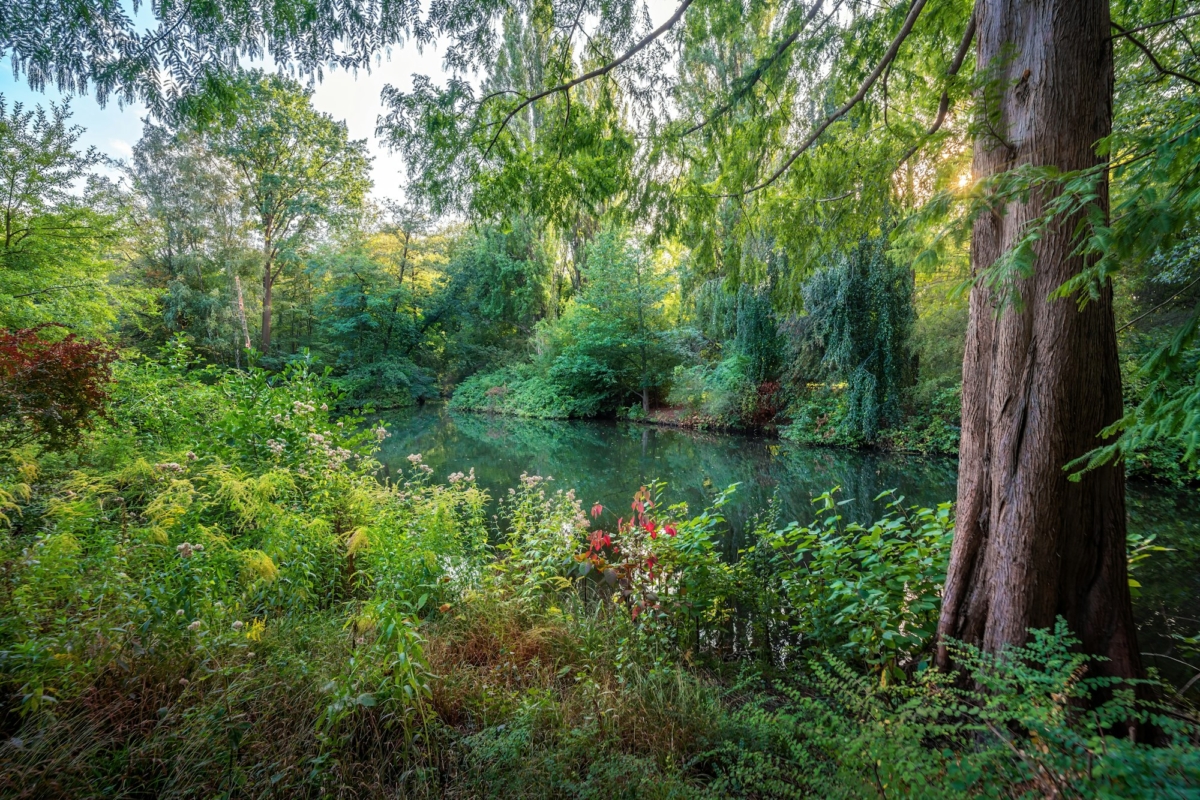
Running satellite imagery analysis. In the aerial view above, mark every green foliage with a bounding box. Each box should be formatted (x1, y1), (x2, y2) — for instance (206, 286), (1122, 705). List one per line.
(792, 233), (916, 443)
(764, 489), (953, 670)
(449, 230), (677, 419)
(2, 351), (1196, 796)
(706, 623), (1200, 799)
(450, 365), (596, 419)
(0, 97), (129, 333)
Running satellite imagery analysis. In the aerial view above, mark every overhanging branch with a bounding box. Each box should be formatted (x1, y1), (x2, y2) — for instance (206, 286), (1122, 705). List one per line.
(897, 11), (976, 165)
(484, 0), (696, 157)
(681, 0), (832, 137)
(727, 0), (930, 197)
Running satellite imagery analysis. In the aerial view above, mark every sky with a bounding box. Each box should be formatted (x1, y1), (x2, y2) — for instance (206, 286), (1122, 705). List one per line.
(0, 1), (677, 203)
(0, 47), (448, 202)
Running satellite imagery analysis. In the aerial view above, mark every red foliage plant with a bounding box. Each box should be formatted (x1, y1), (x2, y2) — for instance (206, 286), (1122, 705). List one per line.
(0, 325), (117, 448)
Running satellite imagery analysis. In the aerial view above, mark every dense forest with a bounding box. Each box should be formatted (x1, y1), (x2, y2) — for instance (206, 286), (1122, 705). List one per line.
(2, 0), (1200, 796)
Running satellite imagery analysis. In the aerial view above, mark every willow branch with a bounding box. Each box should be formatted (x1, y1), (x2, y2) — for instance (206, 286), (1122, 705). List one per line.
(681, 0), (831, 137)
(897, 12), (976, 165)
(484, 0), (695, 157)
(729, 0), (930, 197)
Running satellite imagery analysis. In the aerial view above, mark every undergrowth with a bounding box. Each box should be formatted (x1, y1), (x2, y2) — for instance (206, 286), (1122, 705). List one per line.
(1, 345), (1197, 797)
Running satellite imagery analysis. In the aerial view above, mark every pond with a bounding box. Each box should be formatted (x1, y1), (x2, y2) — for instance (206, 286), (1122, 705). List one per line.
(375, 405), (1200, 692)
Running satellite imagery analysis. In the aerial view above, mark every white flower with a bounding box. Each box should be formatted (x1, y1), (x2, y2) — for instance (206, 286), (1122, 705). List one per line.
(336, 421), (344, 428)
(406, 453), (423, 464)
(156, 462), (184, 473)
(187, 620), (201, 631)
(320, 403), (329, 411)
(232, 621), (244, 631)
(176, 609), (185, 617)
(374, 426), (390, 441)
(176, 542), (195, 558)
(266, 438), (286, 455)
(448, 471), (465, 484)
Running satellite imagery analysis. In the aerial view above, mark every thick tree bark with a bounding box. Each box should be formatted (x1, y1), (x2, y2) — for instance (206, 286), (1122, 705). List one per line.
(936, 0), (1144, 686)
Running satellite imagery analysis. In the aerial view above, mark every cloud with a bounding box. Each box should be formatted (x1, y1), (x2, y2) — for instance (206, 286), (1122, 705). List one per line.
(109, 138), (134, 158)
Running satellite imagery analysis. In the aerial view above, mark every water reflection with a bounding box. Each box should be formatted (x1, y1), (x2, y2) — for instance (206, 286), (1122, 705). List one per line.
(376, 405), (1200, 693)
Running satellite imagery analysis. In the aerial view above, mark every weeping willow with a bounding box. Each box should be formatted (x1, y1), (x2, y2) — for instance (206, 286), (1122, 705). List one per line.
(802, 233), (915, 441)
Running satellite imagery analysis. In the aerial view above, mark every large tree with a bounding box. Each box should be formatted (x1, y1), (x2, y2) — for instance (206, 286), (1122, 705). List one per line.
(0, 96), (125, 332)
(209, 72), (370, 353)
(932, 0), (1141, 683)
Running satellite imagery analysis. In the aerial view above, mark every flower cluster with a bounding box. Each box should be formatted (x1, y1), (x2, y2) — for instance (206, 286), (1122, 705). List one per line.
(373, 425), (390, 442)
(447, 467), (476, 484)
(176, 541), (204, 558)
(266, 438), (285, 455)
(292, 400), (316, 415)
(156, 462), (185, 473)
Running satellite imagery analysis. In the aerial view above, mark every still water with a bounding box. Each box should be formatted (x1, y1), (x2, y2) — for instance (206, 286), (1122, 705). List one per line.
(376, 405), (1200, 690)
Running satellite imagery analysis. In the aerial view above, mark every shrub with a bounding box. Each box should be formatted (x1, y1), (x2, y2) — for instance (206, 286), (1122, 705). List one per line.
(0, 325), (117, 448)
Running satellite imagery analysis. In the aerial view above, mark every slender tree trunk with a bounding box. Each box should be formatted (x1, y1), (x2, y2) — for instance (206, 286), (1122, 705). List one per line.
(936, 0), (1143, 688)
(261, 264), (273, 354)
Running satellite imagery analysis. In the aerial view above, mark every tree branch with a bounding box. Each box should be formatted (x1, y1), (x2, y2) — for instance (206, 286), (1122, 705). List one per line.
(1109, 9), (1200, 40)
(10, 282), (95, 298)
(484, 0), (696, 157)
(1118, 273), (1200, 333)
(896, 12), (976, 165)
(681, 0), (832, 137)
(727, 0), (930, 197)
(1111, 22), (1200, 88)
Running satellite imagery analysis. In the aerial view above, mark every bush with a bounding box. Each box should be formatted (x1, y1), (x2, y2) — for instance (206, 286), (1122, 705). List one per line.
(0, 325), (117, 448)
(450, 365), (601, 419)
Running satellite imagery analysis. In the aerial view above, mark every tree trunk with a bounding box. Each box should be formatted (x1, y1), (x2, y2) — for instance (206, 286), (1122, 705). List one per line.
(936, 0), (1143, 687)
(261, 260), (273, 353)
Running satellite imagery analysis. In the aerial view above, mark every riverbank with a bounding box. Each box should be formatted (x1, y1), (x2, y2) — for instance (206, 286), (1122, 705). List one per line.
(4, 361), (1198, 798)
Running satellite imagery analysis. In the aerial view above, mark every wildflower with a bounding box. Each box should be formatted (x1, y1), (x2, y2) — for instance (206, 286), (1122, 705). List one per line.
(374, 425), (390, 442)
(247, 652), (255, 658)
(448, 471), (465, 484)
(266, 438), (285, 455)
(591, 503), (603, 519)
(664, 524), (677, 537)
(193, 543), (203, 552)
(336, 421), (344, 428)
(320, 403), (329, 411)
(407, 453), (423, 464)
(176, 609), (184, 616)
(438, 603), (453, 613)
(232, 621), (244, 631)
(176, 542), (195, 558)
(187, 620), (201, 631)
(185, 451), (197, 461)
(180, 678), (189, 686)
(156, 462), (184, 473)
